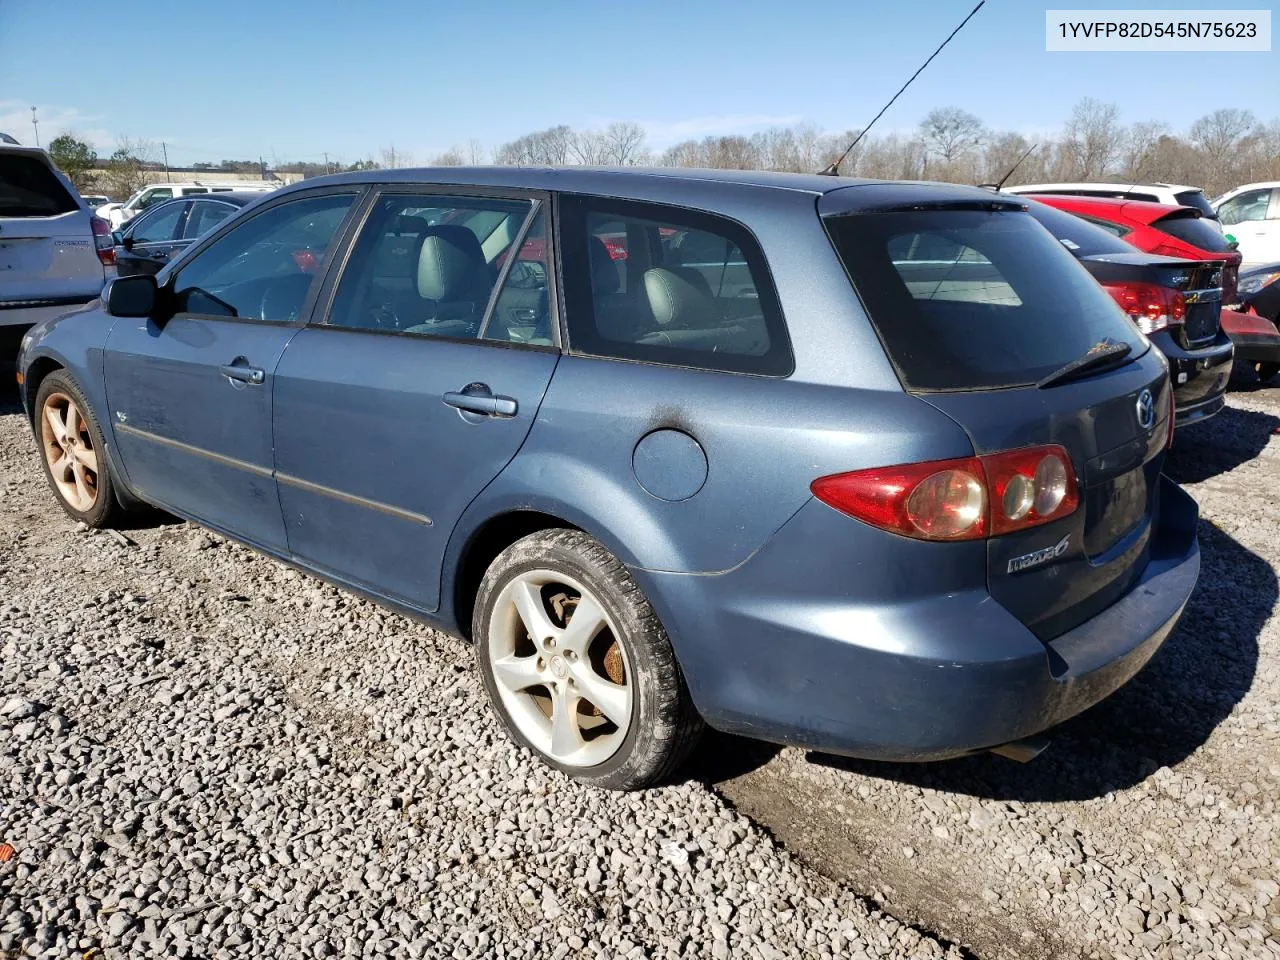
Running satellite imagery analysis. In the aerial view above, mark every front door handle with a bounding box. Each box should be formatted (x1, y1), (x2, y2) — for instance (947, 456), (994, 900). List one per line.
(443, 386), (517, 417)
(150, 250), (168, 260)
(219, 363), (265, 385)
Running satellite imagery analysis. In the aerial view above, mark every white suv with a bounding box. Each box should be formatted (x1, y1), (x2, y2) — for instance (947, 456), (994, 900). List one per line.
(106, 180), (278, 228)
(1214, 182), (1280, 265)
(1004, 182), (1221, 228)
(1, 144), (112, 345)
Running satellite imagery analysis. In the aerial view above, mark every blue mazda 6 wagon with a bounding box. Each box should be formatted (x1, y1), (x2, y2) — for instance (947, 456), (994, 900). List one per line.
(17, 167), (1200, 789)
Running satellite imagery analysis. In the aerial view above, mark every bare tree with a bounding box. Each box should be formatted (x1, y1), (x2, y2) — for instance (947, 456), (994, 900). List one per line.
(1059, 98), (1125, 179)
(920, 107), (985, 163)
(1120, 120), (1169, 181)
(431, 147), (466, 166)
(496, 125), (574, 166)
(600, 122), (648, 165)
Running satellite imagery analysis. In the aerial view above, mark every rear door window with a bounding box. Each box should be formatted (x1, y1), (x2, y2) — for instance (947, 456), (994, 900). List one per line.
(0, 154), (79, 216)
(1154, 213), (1234, 252)
(825, 208), (1143, 392)
(183, 200), (236, 239)
(559, 195), (793, 376)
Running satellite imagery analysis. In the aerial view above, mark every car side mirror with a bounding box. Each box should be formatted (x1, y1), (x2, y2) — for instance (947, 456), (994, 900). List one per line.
(103, 274), (157, 318)
(111, 230), (124, 246)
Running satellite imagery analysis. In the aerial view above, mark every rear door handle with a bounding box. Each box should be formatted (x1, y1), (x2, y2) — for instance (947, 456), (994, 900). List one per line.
(219, 363), (265, 385)
(443, 387), (517, 417)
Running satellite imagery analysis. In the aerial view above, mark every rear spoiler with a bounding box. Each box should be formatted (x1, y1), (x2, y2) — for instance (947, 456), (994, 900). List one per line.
(820, 184), (1027, 217)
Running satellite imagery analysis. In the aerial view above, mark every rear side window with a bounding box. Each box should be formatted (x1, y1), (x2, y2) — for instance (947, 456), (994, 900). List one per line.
(826, 209), (1142, 392)
(1155, 213), (1233, 252)
(560, 195), (793, 376)
(0, 154), (78, 216)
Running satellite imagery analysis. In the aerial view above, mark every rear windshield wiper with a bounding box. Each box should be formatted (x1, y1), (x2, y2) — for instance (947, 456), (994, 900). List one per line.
(1037, 340), (1132, 389)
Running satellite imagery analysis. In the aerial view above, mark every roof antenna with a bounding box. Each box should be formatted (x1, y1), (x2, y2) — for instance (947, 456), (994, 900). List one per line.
(819, 0), (986, 176)
(985, 142), (1038, 192)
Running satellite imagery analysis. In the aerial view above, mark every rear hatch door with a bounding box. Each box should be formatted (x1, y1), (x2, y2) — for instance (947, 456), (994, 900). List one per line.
(822, 186), (1170, 640)
(0, 149), (103, 303)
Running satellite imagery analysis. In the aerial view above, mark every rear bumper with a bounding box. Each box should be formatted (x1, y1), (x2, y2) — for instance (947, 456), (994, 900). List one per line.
(1150, 329), (1232, 428)
(0, 297), (100, 329)
(639, 476), (1199, 761)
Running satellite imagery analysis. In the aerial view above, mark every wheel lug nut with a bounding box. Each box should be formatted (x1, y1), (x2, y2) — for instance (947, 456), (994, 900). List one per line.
(536, 657), (545, 671)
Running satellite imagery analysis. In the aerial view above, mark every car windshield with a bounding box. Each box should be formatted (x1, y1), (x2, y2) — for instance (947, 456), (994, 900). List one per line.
(0, 154), (79, 217)
(1174, 190), (1217, 220)
(1023, 201), (1136, 257)
(825, 208), (1144, 392)
(1157, 212), (1234, 252)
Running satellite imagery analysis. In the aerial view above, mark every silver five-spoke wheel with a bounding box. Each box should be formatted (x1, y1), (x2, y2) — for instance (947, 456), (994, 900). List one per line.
(487, 569), (632, 768)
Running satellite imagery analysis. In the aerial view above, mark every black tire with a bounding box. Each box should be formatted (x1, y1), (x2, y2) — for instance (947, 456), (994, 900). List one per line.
(1256, 362), (1280, 384)
(474, 529), (703, 790)
(33, 370), (124, 529)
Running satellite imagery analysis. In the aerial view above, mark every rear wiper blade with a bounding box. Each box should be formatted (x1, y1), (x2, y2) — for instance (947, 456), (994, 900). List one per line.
(1037, 340), (1132, 389)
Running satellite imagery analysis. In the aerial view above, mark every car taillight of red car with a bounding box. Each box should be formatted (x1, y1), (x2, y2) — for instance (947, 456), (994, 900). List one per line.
(90, 216), (115, 266)
(1103, 281), (1185, 334)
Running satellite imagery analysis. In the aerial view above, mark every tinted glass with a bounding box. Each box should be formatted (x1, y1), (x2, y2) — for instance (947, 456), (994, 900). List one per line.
(1023, 201), (1136, 257)
(130, 201), (186, 244)
(326, 193), (531, 338)
(174, 193), (355, 322)
(183, 200), (236, 239)
(0, 155), (78, 216)
(825, 209), (1143, 392)
(560, 196), (792, 376)
(1173, 190), (1217, 219)
(485, 209), (553, 345)
(139, 188), (172, 209)
(1154, 213), (1234, 252)
(1079, 215), (1132, 239)
(185, 187), (208, 195)
(1218, 189), (1272, 226)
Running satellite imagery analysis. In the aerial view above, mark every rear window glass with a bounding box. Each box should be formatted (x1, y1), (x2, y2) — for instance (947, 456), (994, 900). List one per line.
(0, 155), (78, 217)
(1155, 213), (1232, 252)
(825, 209), (1143, 392)
(1023, 202), (1136, 257)
(1173, 190), (1217, 219)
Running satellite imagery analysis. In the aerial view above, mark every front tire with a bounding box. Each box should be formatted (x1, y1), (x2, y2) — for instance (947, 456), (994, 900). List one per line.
(34, 371), (123, 529)
(474, 529), (703, 790)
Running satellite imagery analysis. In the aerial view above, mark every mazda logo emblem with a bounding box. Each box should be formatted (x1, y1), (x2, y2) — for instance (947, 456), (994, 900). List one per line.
(1135, 388), (1155, 431)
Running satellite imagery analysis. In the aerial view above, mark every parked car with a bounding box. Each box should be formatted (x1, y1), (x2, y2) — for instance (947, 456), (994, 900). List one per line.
(0, 132), (20, 145)
(1, 143), (112, 354)
(112, 192), (257, 277)
(79, 194), (112, 209)
(1227, 262), (1280, 382)
(1026, 194), (1242, 303)
(16, 170), (1199, 789)
(1006, 182), (1220, 227)
(105, 181), (278, 229)
(1023, 199), (1232, 426)
(1213, 182), (1280, 265)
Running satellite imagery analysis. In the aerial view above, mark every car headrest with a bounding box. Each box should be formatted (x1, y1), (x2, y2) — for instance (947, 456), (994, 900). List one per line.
(417, 224), (485, 301)
(643, 266), (711, 327)
(392, 214), (429, 235)
(589, 236), (621, 295)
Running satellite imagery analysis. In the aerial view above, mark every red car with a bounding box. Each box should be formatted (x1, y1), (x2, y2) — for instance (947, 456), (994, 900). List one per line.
(1031, 194), (1280, 383)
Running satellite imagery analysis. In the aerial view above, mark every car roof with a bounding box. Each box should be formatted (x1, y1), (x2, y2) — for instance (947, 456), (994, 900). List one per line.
(1008, 181), (1202, 195)
(1026, 193), (1191, 225)
(280, 166), (1019, 214)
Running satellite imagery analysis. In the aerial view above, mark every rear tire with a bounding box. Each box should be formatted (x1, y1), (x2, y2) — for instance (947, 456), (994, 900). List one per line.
(1256, 362), (1280, 384)
(474, 529), (703, 790)
(34, 371), (124, 529)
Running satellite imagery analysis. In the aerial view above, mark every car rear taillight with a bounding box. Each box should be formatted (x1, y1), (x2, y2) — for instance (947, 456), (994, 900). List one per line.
(811, 445), (1079, 542)
(90, 215), (115, 266)
(1103, 282), (1185, 334)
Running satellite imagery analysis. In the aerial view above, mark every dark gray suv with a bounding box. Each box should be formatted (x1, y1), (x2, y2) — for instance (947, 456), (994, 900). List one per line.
(17, 168), (1200, 789)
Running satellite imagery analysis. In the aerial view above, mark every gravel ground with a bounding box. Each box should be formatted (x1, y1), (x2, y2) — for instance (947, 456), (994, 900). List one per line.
(715, 382), (1280, 960)
(3, 373), (1279, 960)
(0, 378), (960, 960)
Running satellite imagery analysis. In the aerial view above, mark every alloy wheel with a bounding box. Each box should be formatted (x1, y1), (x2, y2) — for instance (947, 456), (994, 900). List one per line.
(486, 569), (632, 768)
(40, 392), (99, 513)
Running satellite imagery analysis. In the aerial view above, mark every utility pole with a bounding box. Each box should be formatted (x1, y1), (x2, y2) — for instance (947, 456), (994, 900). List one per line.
(162, 141), (171, 182)
(260, 156), (266, 181)
(30, 106), (38, 148)
(323, 151), (330, 175)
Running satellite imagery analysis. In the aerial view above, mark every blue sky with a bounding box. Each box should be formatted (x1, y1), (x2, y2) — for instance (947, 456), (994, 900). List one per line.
(1, 0), (1275, 166)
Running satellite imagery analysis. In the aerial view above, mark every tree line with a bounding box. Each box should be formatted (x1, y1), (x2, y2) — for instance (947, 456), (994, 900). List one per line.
(47, 98), (1280, 201)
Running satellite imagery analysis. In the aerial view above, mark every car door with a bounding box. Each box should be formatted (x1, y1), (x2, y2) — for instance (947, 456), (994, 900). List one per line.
(1218, 187), (1279, 264)
(271, 189), (559, 609)
(103, 188), (361, 552)
(114, 200), (190, 277)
